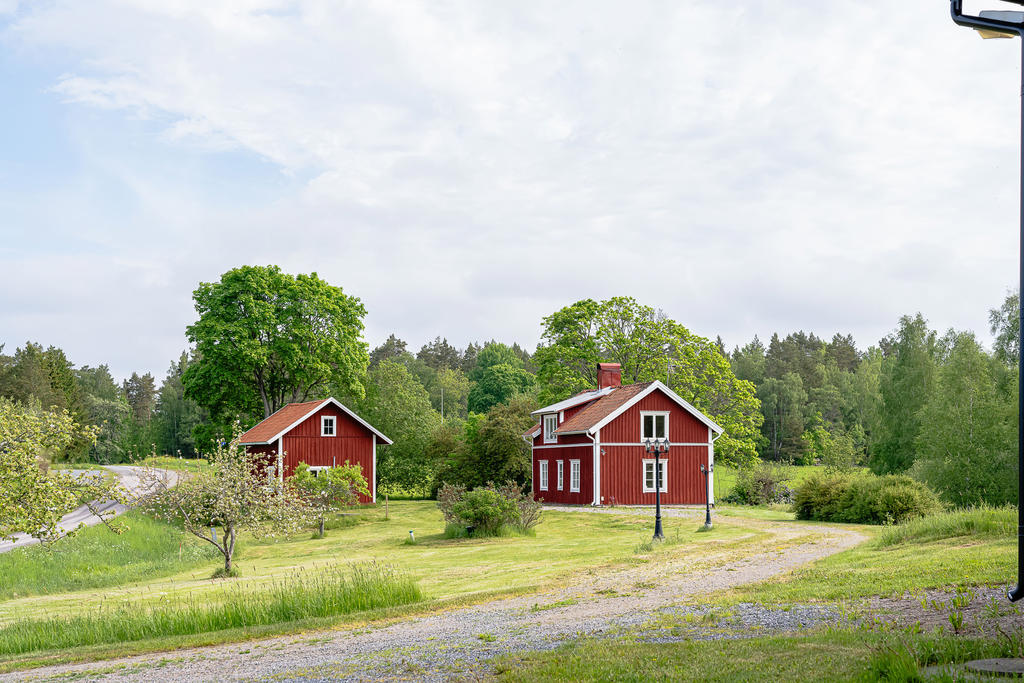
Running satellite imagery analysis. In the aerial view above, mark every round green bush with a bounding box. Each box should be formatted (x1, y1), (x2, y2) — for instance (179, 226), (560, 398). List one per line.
(793, 472), (941, 524)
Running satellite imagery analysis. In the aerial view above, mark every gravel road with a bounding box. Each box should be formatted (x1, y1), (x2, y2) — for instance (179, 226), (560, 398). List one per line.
(1, 511), (865, 683)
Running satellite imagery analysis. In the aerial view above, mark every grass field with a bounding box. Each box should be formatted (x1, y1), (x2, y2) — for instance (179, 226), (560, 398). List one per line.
(0, 512), (218, 601)
(494, 627), (1021, 682)
(0, 500), (779, 667)
(713, 506), (1016, 606)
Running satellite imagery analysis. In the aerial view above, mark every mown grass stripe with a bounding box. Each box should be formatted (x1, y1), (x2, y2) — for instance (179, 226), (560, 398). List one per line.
(0, 563), (421, 656)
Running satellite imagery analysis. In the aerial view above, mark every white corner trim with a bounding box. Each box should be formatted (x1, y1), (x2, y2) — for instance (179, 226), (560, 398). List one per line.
(371, 434), (377, 503)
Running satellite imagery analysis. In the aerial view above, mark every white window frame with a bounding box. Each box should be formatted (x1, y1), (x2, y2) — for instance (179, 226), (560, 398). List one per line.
(642, 459), (668, 493)
(539, 460), (549, 491)
(321, 415), (336, 437)
(640, 411), (669, 441)
(543, 414), (558, 443)
(557, 460), (564, 491)
(570, 459), (581, 493)
(308, 465), (330, 478)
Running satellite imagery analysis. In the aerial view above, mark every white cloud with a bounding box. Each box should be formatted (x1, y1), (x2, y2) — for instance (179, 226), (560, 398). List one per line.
(1, 0), (1021, 377)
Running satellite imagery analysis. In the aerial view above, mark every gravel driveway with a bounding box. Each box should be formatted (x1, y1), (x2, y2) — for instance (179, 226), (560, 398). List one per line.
(1, 511), (865, 682)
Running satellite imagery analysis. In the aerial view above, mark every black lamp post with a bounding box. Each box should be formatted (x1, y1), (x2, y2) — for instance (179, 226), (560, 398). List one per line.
(644, 437), (669, 540)
(700, 462), (713, 530)
(949, 0), (1024, 603)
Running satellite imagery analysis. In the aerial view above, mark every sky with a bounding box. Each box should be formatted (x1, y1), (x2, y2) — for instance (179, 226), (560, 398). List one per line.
(1, 0), (1022, 381)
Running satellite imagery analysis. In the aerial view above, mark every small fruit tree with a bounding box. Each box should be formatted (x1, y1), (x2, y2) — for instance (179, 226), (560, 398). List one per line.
(139, 435), (309, 577)
(1, 398), (126, 544)
(292, 461), (369, 537)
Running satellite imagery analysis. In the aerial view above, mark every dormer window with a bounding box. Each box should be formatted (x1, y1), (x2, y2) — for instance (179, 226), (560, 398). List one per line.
(543, 414), (558, 443)
(321, 415), (336, 437)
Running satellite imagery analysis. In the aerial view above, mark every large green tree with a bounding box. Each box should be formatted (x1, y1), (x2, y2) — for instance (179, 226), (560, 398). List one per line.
(913, 331), (1017, 507)
(871, 314), (936, 474)
(151, 352), (208, 458)
(989, 289), (1020, 367)
(534, 297), (762, 465)
(184, 265), (368, 422)
(345, 359), (442, 496)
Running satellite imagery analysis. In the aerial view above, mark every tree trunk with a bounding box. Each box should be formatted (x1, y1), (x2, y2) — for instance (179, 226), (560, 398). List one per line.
(319, 515), (325, 537)
(222, 525), (236, 574)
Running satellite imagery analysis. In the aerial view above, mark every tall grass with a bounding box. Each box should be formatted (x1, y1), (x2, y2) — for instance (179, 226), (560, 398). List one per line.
(0, 563), (421, 655)
(0, 512), (219, 601)
(876, 505), (1016, 548)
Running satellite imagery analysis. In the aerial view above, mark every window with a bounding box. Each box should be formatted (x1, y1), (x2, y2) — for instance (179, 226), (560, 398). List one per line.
(321, 415), (336, 437)
(557, 460), (564, 490)
(641, 412), (668, 440)
(570, 460), (581, 492)
(642, 459), (668, 493)
(543, 414), (558, 443)
(308, 465), (329, 478)
(539, 460), (549, 490)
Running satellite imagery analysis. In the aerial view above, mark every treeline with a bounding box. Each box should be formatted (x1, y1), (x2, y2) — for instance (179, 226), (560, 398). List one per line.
(725, 291), (1020, 507)
(0, 344), (206, 462)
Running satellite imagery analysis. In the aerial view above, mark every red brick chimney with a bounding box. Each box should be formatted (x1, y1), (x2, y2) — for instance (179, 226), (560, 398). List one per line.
(597, 362), (622, 389)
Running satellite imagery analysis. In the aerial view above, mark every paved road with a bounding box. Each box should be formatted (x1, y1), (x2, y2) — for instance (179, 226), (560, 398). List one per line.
(0, 465), (177, 554)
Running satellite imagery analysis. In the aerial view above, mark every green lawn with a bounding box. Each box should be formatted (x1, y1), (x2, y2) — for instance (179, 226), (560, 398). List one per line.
(0, 512), (218, 601)
(493, 628), (1020, 682)
(0, 501), (787, 668)
(714, 509), (1016, 606)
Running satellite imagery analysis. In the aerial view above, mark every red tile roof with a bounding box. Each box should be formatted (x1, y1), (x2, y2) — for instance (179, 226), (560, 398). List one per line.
(555, 382), (654, 434)
(239, 399), (326, 444)
(523, 423), (541, 438)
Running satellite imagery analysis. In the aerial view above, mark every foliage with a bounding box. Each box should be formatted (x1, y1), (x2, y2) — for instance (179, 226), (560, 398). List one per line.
(344, 359), (441, 496)
(793, 471), (941, 524)
(0, 511), (218, 601)
(800, 415), (859, 472)
(912, 331), (1017, 507)
(138, 434), (310, 575)
(150, 352), (208, 458)
(989, 288), (1019, 366)
(183, 265), (368, 422)
(437, 481), (542, 536)
(292, 461), (369, 536)
(467, 362), (536, 413)
(0, 398), (126, 544)
(723, 461), (793, 505)
(534, 297), (762, 466)
(435, 395), (536, 490)
(451, 488), (517, 535)
(871, 314), (936, 474)
(0, 563), (421, 656)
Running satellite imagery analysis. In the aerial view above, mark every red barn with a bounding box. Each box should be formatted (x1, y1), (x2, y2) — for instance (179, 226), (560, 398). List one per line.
(523, 363), (723, 506)
(239, 397), (391, 504)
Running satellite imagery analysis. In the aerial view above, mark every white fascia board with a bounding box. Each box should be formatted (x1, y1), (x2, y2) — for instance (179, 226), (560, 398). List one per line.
(257, 397), (394, 445)
(586, 381), (724, 436)
(530, 387), (613, 417)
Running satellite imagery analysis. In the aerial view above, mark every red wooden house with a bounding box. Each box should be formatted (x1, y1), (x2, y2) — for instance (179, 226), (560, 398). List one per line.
(523, 363), (723, 506)
(239, 397), (391, 504)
